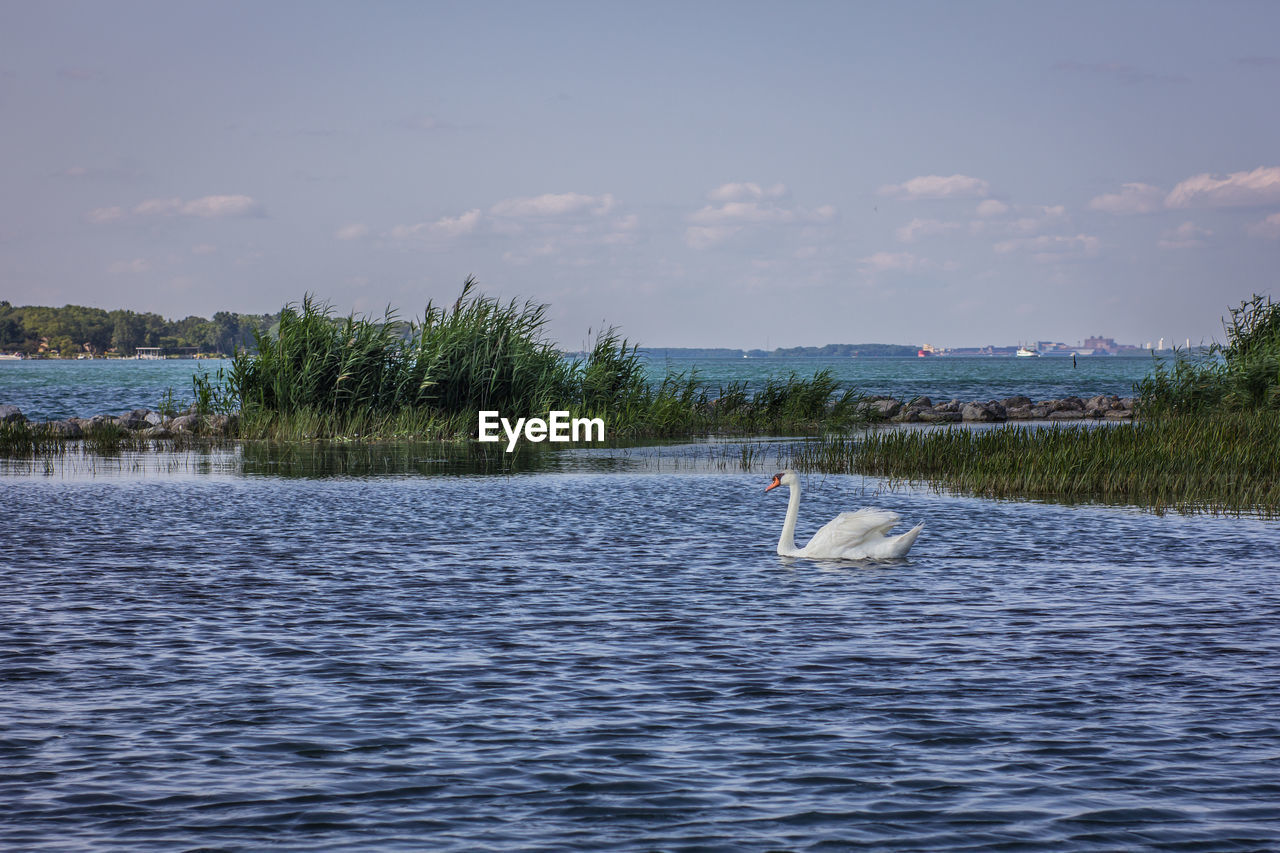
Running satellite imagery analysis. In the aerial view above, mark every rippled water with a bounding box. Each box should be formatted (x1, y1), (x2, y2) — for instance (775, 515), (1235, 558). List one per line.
(4, 459), (1280, 850)
(0, 356), (1154, 421)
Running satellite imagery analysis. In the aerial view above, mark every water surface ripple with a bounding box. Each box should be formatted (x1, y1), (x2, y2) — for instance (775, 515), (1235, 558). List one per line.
(3, 473), (1279, 850)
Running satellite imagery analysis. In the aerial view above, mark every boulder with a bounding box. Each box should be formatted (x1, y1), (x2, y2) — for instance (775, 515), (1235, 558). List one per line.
(0, 404), (25, 424)
(144, 410), (164, 426)
(891, 407), (923, 423)
(41, 419), (83, 438)
(919, 409), (962, 423)
(1005, 405), (1035, 420)
(1105, 409), (1134, 420)
(1029, 404), (1052, 419)
(1002, 395), (1032, 409)
(866, 398), (902, 418)
(1047, 409), (1085, 420)
(143, 426), (174, 439)
(961, 401), (999, 422)
(910, 396), (933, 409)
(118, 410), (150, 430)
(1084, 394), (1123, 413)
(170, 413), (201, 433)
(1052, 396), (1085, 412)
(934, 399), (963, 413)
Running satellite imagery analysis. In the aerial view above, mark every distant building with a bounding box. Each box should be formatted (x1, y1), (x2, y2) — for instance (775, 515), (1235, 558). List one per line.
(1083, 335), (1120, 354)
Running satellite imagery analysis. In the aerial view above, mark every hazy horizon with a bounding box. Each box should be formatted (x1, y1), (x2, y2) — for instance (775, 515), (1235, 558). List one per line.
(3, 1), (1278, 349)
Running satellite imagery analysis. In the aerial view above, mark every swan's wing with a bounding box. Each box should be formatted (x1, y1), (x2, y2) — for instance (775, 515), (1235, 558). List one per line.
(803, 506), (902, 555)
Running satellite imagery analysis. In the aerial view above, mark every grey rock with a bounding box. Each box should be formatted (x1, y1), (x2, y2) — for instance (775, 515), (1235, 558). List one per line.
(1047, 409), (1085, 420)
(144, 410), (164, 426)
(1005, 405), (1035, 419)
(961, 401), (999, 422)
(867, 398), (902, 418)
(1056, 396), (1085, 411)
(118, 411), (149, 430)
(209, 414), (232, 434)
(1105, 409), (1134, 420)
(143, 426), (174, 439)
(170, 413), (201, 433)
(891, 408), (922, 423)
(41, 419), (83, 438)
(910, 396), (933, 409)
(1029, 404), (1052, 419)
(919, 410), (962, 423)
(934, 399), (963, 413)
(0, 404), (24, 424)
(1003, 395), (1033, 409)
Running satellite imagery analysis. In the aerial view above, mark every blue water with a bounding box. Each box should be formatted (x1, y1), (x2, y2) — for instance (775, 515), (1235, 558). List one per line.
(0, 359), (233, 422)
(3, 456), (1280, 850)
(0, 356), (1155, 421)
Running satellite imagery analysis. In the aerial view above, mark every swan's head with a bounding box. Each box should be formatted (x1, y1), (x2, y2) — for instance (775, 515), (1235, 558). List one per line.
(765, 469), (799, 493)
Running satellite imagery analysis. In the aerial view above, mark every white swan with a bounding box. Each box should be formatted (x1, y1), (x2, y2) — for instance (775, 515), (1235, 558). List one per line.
(765, 469), (923, 560)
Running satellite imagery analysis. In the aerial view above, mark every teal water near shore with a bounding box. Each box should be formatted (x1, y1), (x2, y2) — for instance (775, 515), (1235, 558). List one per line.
(0, 356), (1155, 421)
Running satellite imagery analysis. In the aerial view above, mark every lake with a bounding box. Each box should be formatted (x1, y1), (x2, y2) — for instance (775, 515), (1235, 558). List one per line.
(3, 444), (1279, 850)
(0, 356), (1159, 422)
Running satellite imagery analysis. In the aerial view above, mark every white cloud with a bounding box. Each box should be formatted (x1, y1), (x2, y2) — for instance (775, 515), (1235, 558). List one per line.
(179, 194), (261, 217)
(1158, 221), (1212, 250)
(684, 184), (836, 249)
(684, 225), (738, 249)
(706, 182), (788, 202)
(87, 206), (125, 224)
(994, 233), (1100, 262)
(489, 192), (615, 218)
(109, 258), (151, 274)
(688, 201), (798, 226)
(93, 194), (264, 221)
(432, 209), (482, 238)
(134, 197), (183, 216)
(335, 223), (370, 241)
(974, 199), (1008, 217)
(1247, 212), (1280, 239)
(1089, 182), (1163, 214)
(1166, 166), (1280, 208)
(389, 209), (483, 241)
(859, 251), (923, 273)
(895, 218), (960, 242)
(879, 174), (990, 199)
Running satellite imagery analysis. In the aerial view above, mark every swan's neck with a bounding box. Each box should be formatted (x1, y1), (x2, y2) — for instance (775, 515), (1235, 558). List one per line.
(778, 482), (802, 555)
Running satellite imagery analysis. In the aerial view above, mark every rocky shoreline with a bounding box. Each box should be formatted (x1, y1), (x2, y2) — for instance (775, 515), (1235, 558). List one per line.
(1, 394), (1137, 441)
(0, 405), (237, 439)
(866, 393), (1136, 423)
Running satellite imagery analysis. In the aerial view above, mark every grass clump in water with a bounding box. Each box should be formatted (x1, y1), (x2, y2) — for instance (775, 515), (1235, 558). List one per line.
(208, 277), (875, 441)
(1138, 294), (1280, 415)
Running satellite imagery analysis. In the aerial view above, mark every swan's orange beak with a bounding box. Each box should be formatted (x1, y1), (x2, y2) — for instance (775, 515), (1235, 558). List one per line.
(765, 475), (780, 493)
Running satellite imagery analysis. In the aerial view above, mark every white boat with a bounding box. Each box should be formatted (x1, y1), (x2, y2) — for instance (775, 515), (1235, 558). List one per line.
(0, 352), (25, 360)
(1016, 346), (1039, 357)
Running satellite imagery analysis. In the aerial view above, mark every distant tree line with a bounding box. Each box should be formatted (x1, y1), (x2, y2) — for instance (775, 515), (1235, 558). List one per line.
(0, 301), (279, 357)
(768, 343), (920, 358)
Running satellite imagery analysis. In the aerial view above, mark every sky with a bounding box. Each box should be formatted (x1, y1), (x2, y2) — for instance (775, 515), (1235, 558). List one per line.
(2, 0), (1278, 349)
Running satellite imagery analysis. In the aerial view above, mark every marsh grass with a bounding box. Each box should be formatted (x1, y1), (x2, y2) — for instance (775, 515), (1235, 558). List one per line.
(788, 414), (1280, 515)
(1138, 294), (1280, 415)
(211, 279), (876, 441)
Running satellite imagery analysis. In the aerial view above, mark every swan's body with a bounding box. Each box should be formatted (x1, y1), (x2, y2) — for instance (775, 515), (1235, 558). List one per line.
(766, 469), (923, 560)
